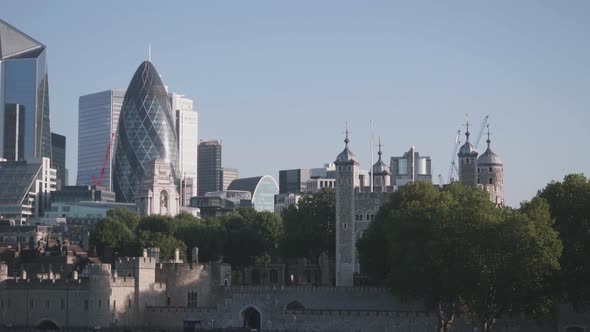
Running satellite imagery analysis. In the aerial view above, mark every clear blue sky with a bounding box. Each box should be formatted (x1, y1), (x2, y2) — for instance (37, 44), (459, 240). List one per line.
(4, 1), (590, 207)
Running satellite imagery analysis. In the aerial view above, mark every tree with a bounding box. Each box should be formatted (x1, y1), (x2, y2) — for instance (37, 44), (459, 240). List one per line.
(106, 208), (140, 232)
(538, 173), (590, 308)
(280, 188), (335, 261)
(137, 230), (187, 261)
(358, 182), (562, 332)
(90, 217), (135, 259)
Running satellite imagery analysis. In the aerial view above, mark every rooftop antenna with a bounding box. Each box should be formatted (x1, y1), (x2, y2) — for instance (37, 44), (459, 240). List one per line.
(370, 120), (374, 192)
(148, 43), (152, 62)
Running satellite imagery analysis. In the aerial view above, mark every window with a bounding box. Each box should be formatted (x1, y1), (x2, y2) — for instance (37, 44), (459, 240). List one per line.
(84, 299), (88, 310)
(489, 167), (493, 173)
(366, 214), (370, 220)
(466, 158), (470, 164)
(30, 299), (34, 308)
(98, 300), (102, 309)
(128, 299), (131, 308)
(477, 168), (480, 173)
(270, 270), (278, 283)
(61, 298), (65, 310)
(188, 291), (197, 307)
(113, 300), (116, 310)
(46, 300), (50, 309)
(343, 223), (347, 230)
(488, 178), (493, 185)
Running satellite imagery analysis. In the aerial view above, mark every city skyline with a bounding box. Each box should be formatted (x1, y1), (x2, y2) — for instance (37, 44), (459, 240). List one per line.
(3, 1), (590, 206)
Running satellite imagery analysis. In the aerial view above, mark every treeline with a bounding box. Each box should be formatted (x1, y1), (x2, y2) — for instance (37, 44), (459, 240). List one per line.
(357, 174), (590, 332)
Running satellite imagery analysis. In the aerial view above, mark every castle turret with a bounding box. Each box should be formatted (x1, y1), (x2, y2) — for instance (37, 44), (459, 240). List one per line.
(477, 125), (504, 206)
(372, 137), (391, 192)
(458, 115), (479, 186)
(335, 125), (359, 287)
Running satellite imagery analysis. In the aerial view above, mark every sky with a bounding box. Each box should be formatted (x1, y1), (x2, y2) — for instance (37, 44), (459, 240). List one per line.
(3, 1), (590, 207)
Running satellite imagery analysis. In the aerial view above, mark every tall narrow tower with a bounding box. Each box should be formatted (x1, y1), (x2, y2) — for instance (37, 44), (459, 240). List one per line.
(335, 125), (359, 287)
(458, 114), (478, 186)
(372, 137), (391, 192)
(477, 125), (504, 206)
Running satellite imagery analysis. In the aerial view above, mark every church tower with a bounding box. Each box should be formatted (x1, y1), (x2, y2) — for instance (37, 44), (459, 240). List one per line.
(477, 125), (504, 206)
(458, 115), (479, 186)
(372, 137), (391, 192)
(334, 125), (359, 287)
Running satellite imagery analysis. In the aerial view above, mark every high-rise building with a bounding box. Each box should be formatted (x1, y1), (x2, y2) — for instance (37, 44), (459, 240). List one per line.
(171, 92), (198, 205)
(390, 146), (432, 186)
(77, 89), (125, 191)
(227, 176), (279, 212)
(198, 140), (222, 195)
(113, 61), (179, 204)
(0, 19), (52, 161)
(221, 167), (239, 191)
(278, 168), (310, 194)
(51, 132), (67, 189)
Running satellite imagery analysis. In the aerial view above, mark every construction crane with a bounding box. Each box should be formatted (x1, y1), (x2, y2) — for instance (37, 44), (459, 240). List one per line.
(474, 115), (489, 150)
(438, 174), (445, 188)
(92, 133), (115, 188)
(446, 130), (461, 184)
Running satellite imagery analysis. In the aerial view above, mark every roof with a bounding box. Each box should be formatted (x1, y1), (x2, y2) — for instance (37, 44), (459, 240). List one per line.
(458, 141), (477, 155)
(372, 158), (390, 174)
(0, 161), (42, 205)
(478, 147), (503, 165)
(227, 176), (265, 194)
(335, 146), (358, 164)
(0, 19), (44, 60)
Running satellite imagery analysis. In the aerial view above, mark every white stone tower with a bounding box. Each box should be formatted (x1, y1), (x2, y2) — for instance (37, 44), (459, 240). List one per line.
(372, 137), (391, 192)
(477, 125), (504, 206)
(458, 115), (479, 186)
(334, 125), (359, 287)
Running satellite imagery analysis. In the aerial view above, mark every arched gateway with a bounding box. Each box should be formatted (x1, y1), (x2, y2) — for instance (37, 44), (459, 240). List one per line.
(241, 306), (261, 330)
(34, 319), (59, 331)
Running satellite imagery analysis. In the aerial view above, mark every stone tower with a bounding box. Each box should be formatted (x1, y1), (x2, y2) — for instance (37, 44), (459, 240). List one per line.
(477, 125), (504, 206)
(458, 116), (478, 186)
(372, 137), (391, 192)
(334, 126), (359, 287)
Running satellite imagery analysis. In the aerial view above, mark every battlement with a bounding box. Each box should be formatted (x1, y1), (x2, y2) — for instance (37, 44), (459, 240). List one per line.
(117, 256), (157, 269)
(5, 277), (90, 289)
(226, 285), (390, 295)
(110, 276), (136, 287)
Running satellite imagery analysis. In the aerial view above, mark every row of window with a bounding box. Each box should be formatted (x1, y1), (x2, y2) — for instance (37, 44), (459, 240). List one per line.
(355, 214), (375, 221)
(0, 297), (111, 311)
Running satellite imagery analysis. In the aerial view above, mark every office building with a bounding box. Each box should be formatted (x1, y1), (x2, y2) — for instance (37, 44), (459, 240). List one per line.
(198, 140), (222, 195)
(0, 19), (52, 161)
(51, 132), (67, 189)
(113, 61), (179, 204)
(310, 163), (336, 179)
(0, 158), (56, 221)
(77, 89), (125, 191)
(227, 176), (279, 212)
(278, 168), (310, 194)
(50, 185), (115, 204)
(390, 146), (432, 186)
(171, 92), (198, 205)
(221, 167), (239, 191)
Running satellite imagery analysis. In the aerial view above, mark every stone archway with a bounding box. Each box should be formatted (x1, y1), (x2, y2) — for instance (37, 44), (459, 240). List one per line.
(241, 306), (261, 331)
(35, 319), (59, 331)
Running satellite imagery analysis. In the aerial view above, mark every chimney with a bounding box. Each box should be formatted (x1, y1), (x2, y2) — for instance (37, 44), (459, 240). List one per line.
(143, 248), (148, 258)
(174, 248), (180, 262)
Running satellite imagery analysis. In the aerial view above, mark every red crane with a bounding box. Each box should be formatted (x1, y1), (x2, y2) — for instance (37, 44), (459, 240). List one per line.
(92, 133), (115, 188)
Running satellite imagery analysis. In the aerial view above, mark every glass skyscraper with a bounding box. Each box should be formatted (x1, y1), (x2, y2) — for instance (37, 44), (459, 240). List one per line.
(51, 132), (67, 189)
(77, 89), (125, 191)
(113, 61), (178, 203)
(171, 92), (198, 205)
(0, 19), (52, 161)
(198, 140), (222, 195)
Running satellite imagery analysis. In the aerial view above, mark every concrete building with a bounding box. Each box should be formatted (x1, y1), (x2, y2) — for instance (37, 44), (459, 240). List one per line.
(390, 146), (432, 186)
(278, 168), (310, 194)
(0, 157), (56, 221)
(50, 133), (67, 190)
(274, 193), (303, 215)
(135, 159), (180, 217)
(221, 167), (239, 191)
(197, 140), (222, 195)
(0, 19), (52, 162)
(112, 61), (179, 204)
(171, 92), (198, 206)
(305, 177), (335, 193)
(77, 89), (125, 191)
(310, 163), (336, 179)
(50, 185), (115, 204)
(227, 176), (279, 212)
(45, 201), (135, 224)
(191, 190), (252, 218)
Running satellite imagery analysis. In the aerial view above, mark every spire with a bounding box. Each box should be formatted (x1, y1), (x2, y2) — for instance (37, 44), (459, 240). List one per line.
(148, 43), (152, 62)
(344, 122), (350, 146)
(465, 113), (471, 142)
(377, 136), (383, 160)
(486, 123), (491, 149)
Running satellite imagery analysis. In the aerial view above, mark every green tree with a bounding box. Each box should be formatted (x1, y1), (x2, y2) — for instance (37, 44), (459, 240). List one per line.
(358, 182), (562, 332)
(106, 208), (140, 232)
(280, 188), (335, 260)
(137, 230), (187, 261)
(538, 173), (590, 309)
(90, 217), (135, 258)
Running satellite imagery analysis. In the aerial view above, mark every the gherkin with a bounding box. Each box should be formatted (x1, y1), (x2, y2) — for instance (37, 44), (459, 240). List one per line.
(113, 61), (178, 203)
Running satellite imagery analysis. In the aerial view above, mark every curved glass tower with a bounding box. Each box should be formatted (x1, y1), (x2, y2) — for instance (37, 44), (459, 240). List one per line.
(113, 61), (178, 202)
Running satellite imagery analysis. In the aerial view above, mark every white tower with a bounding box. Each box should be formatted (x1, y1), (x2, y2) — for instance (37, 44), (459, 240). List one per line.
(458, 114), (479, 186)
(477, 125), (504, 206)
(372, 137), (391, 192)
(334, 125), (359, 287)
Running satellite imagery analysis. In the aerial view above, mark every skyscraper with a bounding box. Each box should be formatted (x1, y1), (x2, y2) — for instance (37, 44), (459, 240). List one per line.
(221, 167), (239, 191)
(171, 92), (198, 205)
(51, 132), (67, 189)
(198, 140), (222, 195)
(0, 19), (52, 161)
(77, 89), (125, 191)
(113, 61), (178, 203)
(389, 146), (432, 186)
(278, 168), (310, 194)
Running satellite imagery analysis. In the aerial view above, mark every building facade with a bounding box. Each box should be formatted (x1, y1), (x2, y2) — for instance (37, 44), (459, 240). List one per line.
(197, 140), (222, 195)
(390, 146), (432, 186)
(0, 19), (52, 162)
(135, 159), (180, 217)
(50, 132), (67, 189)
(112, 61), (179, 204)
(221, 167), (239, 191)
(171, 92), (198, 206)
(227, 176), (279, 212)
(77, 89), (125, 191)
(278, 168), (310, 194)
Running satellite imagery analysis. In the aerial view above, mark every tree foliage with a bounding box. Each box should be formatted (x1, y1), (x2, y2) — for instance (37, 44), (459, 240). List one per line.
(357, 181), (562, 332)
(538, 173), (590, 308)
(280, 188), (335, 260)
